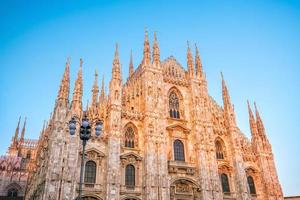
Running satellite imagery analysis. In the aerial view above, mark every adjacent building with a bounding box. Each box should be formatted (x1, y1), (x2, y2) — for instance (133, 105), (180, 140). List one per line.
(0, 117), (38, 199)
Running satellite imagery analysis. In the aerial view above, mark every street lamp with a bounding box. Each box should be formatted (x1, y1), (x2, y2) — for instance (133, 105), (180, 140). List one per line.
(69, 113), (103, 200)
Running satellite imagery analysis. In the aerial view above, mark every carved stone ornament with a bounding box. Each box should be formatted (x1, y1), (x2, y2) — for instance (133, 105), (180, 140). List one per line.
(175, 180), (192, 194)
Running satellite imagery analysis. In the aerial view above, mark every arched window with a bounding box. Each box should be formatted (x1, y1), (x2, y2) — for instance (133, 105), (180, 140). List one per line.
(215, 140), (224, 160)
(26, 151), (31, 159)
(220, 173), (230, 193)
(125, 127), (135, 148)
(84, 161), (96, 184)
(169, 91), (180, 119)
(174, 139), (185, 161)
(125, 164), (135, 187)
(7, 188), (18, 197)
(83, 197), (99, 200)
(247, 176), (256, 194)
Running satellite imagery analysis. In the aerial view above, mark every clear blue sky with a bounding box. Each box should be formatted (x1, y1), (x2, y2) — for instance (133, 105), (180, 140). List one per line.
(0, 0), (299, 196)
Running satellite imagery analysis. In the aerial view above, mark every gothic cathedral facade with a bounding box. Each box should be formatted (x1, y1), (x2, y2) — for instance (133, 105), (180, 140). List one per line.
(25, 32), (283, 200)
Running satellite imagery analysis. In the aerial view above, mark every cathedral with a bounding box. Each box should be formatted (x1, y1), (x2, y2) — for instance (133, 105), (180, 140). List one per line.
(3, 31), (284, 200)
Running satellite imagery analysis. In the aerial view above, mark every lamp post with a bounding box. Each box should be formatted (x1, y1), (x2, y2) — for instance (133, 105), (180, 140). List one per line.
(69, 113), (103, 200)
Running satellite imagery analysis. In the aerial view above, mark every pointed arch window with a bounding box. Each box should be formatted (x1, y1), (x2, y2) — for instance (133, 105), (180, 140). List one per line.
(247, 176), (256, 195)
(26, 150), (31, 159)
(7, 188), (18, 197)
(215, 140), (225, 160)
(174, 139), (185, 161)
(220, 173), (230, 193)
(125, 164), (135, 187)
(169, 91), (180, 119)
(84, 161), (96, 184)
(125, 127), (135, 148)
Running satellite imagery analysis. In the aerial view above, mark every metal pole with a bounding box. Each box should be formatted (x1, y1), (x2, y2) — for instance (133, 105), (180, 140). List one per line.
(78, 139), (86, 199)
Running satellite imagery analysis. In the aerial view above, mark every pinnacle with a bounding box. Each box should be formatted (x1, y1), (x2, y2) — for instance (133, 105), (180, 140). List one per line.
(14, 116), (21, 140)
(195, 43), (203, 77)
(71, 59), (84, 112)
(152, 32), (160, 65)
(57, 57), (70, 102)
(247, 100), (255, 119)
(187, 41), (194, 75)
(20, 117), (27, 140)
(129, 50), (134, 76)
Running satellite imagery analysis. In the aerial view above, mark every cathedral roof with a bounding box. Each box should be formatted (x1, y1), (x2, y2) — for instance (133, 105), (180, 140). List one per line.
(162, 56), (188, 86)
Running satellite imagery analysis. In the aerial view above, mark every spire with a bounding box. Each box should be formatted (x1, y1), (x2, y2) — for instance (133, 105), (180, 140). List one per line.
(38, 120), (46, 141)
(71, 59), (83, 112)
(13, 116), (21, 144)
(129, 50), (134, 77)
(195, 44), (203, 78)
(99, 75), (105, 103)
(42, 120), (46, 135)
(247, 100), (258, 138)
(221, 72), (232, 109)
(91, 69), (99, 108)
(143, 29), (151, 65)
(112, 43), (121, 80)
(187, 41), (194, 77)
(57, 57), (70, 102)
(254, 102), (266, 137)
(152, 32), (160, 65)
(20, 117), (27, 141)
(221, 72), (237, 127)
(109, 44), (122, 105)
